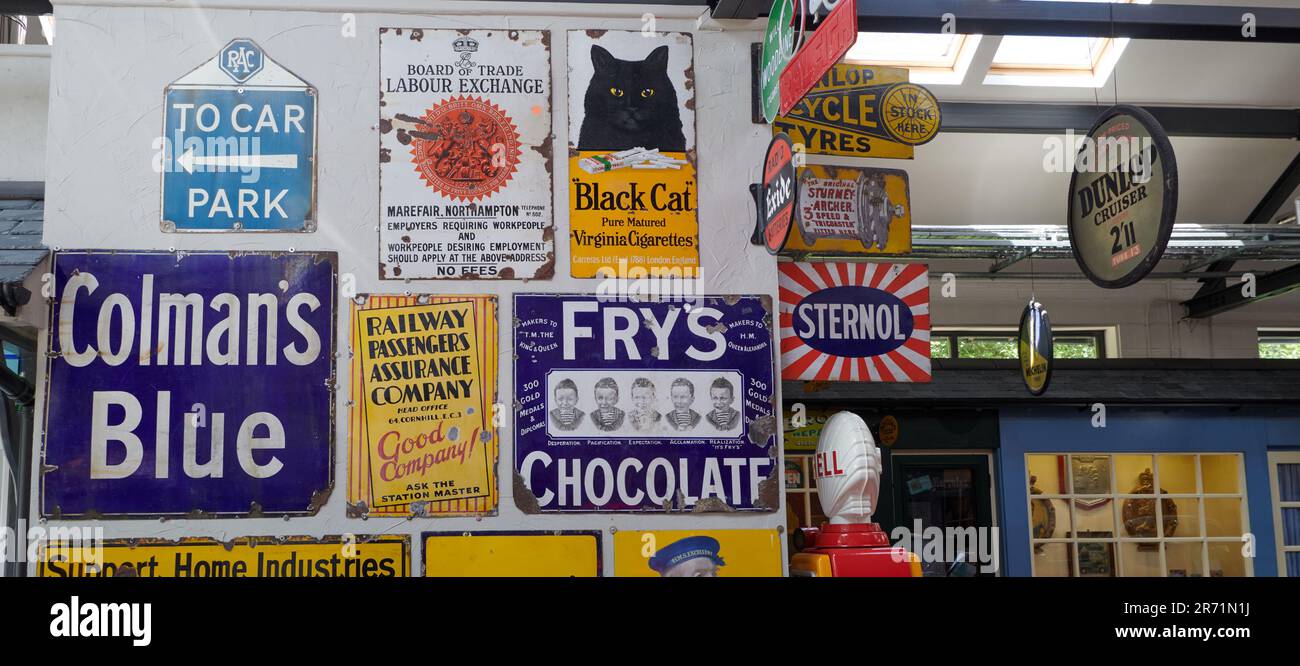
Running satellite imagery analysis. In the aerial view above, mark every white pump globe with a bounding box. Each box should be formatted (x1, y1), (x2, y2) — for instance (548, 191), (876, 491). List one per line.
(814, 411), (882, 524)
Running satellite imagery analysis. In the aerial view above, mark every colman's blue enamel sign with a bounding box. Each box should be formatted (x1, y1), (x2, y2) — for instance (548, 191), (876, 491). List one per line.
(41, 251), (336, 517)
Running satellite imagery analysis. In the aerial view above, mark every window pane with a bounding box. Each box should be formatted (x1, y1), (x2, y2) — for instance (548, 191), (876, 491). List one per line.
(1202, 455), (1241, 494)
(808, 491), (826, 527)
(930, 337), (952, 359)
(991, 35), (1106, 69)
(1071, 499), (1114, 537)
(1287, 552), (1300, 577)
(1165, 542), (1205, 577)
(1157, 454), (1198, 494)
(1076, 542), (1116, 577)
(1165, 498), (1200, 538)
(1114, 455), (1154, 495)
(846, 32), (965, 68)
(1070, 455), (1112, 495)
(1259, 338), (1300, 359)
(1028, 454), (1068, 494)
(1119, 541), (1160, 577)
(1204, 498), (1242, 538)
(1275, 463), (1300, 501)
(1032, 542), (1073, 577)
(1054, 337), (1099, 359)
(1031, 498), (1071, 539)
(1281, 507), (1300, 547)
(784, 458), (805, 490)
(1207, 542), (1248, 577)
(957, 336), (1016, 359)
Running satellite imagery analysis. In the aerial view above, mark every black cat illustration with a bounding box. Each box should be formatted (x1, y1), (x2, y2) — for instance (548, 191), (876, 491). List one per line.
(577, 45), (687, 153)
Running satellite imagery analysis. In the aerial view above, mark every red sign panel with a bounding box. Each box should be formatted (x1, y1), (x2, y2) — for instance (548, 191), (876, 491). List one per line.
(777, 0), (857, 117)
(762, 133), (797, 254)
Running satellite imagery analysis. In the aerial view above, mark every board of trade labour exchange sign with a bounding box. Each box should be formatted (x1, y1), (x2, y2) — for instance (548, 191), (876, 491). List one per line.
(41, 251), (336, 517)
(161, 39), (317, 232)
(773, 64), (941, 159)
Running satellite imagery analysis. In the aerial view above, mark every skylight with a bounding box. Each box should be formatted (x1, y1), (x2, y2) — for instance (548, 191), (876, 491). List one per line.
(985, 0), (1150, 88)
(844, 32), (983, 85)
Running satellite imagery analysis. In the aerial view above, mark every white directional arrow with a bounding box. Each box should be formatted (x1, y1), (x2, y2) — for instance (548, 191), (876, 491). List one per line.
(176, 148), (299, 174)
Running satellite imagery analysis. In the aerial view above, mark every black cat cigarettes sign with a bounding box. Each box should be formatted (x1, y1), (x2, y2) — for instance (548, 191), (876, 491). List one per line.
(567, 30), (698, 278)
(379, 28), (555, 280)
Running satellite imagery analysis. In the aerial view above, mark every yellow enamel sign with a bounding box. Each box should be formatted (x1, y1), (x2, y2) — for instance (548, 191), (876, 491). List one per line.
(349, 295), (498, 516)
(773, 64), (940, 159)
(567, 30), (700, 278)
(423, 532), (601, 577)
(784, 164), (911, 255)
(613, 529), (783, 577)
(39, 536), (410, 577)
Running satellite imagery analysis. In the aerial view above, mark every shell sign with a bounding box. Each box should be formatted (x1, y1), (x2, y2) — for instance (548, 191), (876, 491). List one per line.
(778, 262), (930, 382)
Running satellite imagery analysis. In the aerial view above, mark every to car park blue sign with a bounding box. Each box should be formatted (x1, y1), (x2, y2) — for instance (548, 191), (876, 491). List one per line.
(41, 251), (337, 517)
(162, 39), (317, 232)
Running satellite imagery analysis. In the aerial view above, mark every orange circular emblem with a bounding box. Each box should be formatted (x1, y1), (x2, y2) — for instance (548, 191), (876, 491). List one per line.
(410, 96), (521, 201)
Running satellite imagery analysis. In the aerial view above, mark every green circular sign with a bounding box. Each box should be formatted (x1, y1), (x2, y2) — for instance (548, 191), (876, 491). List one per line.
(760, 0), (797, 123)
(1018, 300), (1053, 396)
(1067, 105), (1178, 289)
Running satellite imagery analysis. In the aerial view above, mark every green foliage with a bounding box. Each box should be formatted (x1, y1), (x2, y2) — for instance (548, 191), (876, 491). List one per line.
(1055, 338), (1099, 359)
(931, 338), (952, 358)
(1260, 342), (1300, 359)
(958, 337), (1017, 359)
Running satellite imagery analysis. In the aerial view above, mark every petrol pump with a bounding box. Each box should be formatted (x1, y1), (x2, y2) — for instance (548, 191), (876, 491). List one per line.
(790, 411), (921, 577)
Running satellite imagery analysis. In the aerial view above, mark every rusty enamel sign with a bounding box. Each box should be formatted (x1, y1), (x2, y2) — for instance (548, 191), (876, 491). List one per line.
(379, 28), (555, 280)
(41, 251), (336, 518)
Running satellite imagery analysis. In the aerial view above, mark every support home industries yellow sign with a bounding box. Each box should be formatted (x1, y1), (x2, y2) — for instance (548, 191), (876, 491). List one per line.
(773, 64), (941, 159)
(349, 295), (498, 516)
(39, 536), (410, 577)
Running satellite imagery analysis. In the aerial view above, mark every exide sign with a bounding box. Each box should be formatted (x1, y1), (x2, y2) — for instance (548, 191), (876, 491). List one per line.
(778, 262), (931, 383)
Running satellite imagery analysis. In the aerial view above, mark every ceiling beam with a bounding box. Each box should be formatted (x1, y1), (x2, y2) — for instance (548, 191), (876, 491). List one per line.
(1183, 262), (1300, 318)
(2, 2), (53, 14)
(1190, 150), (1300, 299)
(851, 0), (1300, 43)
(941, 103), (1300, 139)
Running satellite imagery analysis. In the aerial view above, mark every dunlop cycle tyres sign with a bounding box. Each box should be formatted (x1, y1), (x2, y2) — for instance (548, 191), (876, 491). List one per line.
(1067, 104), (1178, 289)
(41, 251), (336, 518)
(773, 64), (940, 159)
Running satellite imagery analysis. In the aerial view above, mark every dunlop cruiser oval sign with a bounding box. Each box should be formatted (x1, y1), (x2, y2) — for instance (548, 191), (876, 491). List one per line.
(778, 262), (930, 382)
(1067, 105), (1178, 289)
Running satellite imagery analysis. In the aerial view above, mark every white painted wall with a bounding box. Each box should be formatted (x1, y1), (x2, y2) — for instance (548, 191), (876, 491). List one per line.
(31, 0), (781, 575)
(0, 44), (49, 183)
